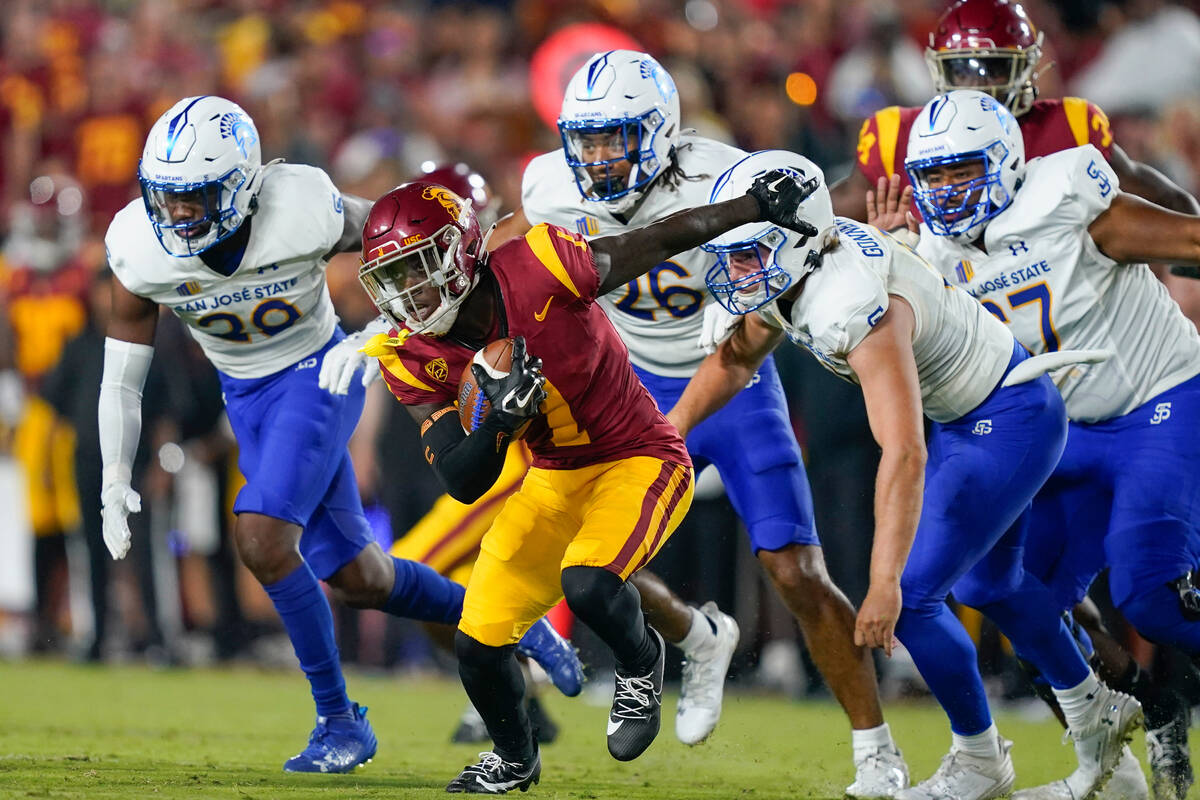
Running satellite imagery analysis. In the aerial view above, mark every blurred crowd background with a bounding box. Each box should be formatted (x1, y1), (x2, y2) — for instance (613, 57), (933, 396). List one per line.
(2, 0), (1200, 705)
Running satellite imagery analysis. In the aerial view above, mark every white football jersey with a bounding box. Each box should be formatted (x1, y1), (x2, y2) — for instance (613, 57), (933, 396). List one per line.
(918, 145), (1200, 423)
(760, 218), (1014, 423)
(522, 132), (747, 378)
(106, 163), (344, 379)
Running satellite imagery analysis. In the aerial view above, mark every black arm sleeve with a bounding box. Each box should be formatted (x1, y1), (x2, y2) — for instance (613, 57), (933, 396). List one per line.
(420, 407), (517, 504)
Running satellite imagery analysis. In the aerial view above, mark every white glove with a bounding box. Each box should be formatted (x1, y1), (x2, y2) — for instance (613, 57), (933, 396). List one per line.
(697, 302), (743, 355)
(319, 319), (390, 395)
(101, 481), (141, 560)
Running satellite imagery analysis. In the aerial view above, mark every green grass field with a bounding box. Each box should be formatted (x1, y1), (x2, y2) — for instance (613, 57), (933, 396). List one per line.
(0, 660), (1193, 799)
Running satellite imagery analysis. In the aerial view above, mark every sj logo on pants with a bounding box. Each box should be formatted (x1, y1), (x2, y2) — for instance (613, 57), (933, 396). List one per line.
(972, 419), (993, 435)
(1151, 402), (1172, 425)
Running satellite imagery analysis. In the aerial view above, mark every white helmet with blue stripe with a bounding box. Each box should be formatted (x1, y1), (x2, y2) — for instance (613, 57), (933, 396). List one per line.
(557, 50), (680, 214)
(138, 95), (264, 257)
(904, 89), (1025, 243)
(703, 150), (836, 315)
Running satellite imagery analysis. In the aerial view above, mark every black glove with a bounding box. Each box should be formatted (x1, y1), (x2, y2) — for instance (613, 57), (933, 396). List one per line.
(1170, 265), (1200, 280)
(471, 335), (547, 428)
(747, 169), (821, 237)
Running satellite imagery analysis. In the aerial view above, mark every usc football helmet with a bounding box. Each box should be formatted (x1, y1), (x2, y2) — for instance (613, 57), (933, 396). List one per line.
(905, 90), (1026, 242)
(557, 50), (681, 213)
(925, 0), (1044, 116)
(418, 162), (499, 229)
(703, 150), (836, 315)
(359, 181), (483, 337)
(139, 95), (264, 257)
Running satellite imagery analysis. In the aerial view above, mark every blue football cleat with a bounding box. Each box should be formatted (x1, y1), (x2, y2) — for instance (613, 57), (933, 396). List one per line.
(517, 617), (585, 697)
(283, 702), (378, 773)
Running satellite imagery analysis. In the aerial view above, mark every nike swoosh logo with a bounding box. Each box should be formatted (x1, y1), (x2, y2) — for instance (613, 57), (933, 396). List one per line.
(534, 297), (552, 322)
(767, 175), (789, 192)
(606, 718), (623, 736)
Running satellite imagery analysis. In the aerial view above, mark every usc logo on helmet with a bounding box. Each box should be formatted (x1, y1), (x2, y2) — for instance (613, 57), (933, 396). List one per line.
(421, 185), (464, 221)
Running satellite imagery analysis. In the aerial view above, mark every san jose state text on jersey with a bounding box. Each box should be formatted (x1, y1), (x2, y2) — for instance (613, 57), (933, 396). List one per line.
(172, 276), (299, 315)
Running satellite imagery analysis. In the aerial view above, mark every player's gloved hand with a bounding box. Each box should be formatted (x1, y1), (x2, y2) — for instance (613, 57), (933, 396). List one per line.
(697, 301), (743, 354)
(318, 322), (388, 395)
(747, 170), (821, 237)
(100, 481), (141, 560)
(471, 336), (547, 427)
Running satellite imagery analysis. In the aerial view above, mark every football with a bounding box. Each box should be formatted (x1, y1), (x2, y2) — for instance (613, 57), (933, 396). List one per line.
(457, 337), (516, 433)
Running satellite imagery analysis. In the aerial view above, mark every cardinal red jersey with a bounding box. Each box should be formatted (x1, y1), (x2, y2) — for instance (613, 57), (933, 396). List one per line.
(856, 97), (1115, 208)
(379, 223), (691, 471)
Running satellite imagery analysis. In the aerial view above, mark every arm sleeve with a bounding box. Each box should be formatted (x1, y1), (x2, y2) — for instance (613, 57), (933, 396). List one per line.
(420, 405), (516, 504)
(99, 337), (154, 487)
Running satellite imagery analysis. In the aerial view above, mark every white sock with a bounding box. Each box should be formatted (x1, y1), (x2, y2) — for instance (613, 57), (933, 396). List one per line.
(952, 723), (1000, 759)
(852, 723), (895, 759)
(1052, 671), (1101, 730)
(676, 606), (716, 654)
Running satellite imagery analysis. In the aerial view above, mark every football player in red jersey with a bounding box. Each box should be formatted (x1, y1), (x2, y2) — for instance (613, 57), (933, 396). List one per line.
(833, 0), (1198, 228)
(835, 2), (1198, 797)
(355, 173), (814, 793)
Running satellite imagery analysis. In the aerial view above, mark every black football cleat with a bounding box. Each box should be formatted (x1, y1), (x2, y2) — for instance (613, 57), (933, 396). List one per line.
(446, 749), (541, 794)
(606, 626), (665, 762)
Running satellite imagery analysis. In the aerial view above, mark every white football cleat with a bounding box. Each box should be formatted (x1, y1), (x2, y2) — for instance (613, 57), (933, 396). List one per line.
(898, 738), (1015, 800)
(1012, 745), (1149, 800)
(847, 743), (910, 798)
(675, 601), (739, 745)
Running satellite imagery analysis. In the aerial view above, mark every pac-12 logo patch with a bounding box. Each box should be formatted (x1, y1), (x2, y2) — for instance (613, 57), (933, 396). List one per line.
(424, 358), (449, 382)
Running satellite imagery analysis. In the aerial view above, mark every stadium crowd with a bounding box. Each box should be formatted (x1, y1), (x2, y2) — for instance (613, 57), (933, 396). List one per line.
(3, 0), (1200, 731)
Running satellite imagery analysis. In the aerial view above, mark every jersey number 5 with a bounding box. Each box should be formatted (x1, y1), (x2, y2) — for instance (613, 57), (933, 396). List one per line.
(981, 281), (1061, 352)
(197, 298), (302, 342)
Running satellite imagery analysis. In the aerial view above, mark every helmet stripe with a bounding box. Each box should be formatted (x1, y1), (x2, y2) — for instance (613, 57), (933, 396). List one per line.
(164, 95), (210, 160)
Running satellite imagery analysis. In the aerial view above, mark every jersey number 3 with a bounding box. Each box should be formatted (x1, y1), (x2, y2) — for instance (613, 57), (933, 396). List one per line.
(197, 298), (302, 342)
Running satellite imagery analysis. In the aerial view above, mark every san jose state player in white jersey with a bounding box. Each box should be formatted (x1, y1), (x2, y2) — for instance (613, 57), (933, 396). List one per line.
(99, 96), (579, 774)
(676, 149), (1143, 800)
(904, 89), (1200, 800)
(497, 50), (908, 796)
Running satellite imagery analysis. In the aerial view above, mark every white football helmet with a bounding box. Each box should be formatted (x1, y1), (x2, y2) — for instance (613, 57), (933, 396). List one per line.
(557, 50), (680, 214)
(138, 95), (264, 257)
(703, 150), (836, 315)
(904, 89), (1025, 242)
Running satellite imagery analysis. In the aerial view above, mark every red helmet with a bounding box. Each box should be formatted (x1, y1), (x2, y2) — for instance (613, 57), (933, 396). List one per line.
(359, 181), (483, 337)
(925, 0), (1044, 116)
(418, 162), (499, 230)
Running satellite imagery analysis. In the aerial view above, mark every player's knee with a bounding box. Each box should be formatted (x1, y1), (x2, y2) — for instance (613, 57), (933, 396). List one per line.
(233, 514), (301, 584)
(1117, 584), (1198, 650)
(561, 565), (628, 621)
(327, 545), (393, 609)
(759, 546), (833, 605)
(952, 572), (1015, 610)
(454, 629), (509, 670)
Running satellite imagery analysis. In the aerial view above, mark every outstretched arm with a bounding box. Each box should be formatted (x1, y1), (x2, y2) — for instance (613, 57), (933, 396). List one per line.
(1088, 192), (1200, 266)
(590, 171), (821, 295)
(666, 312), (784, 438)
(844, 297), (926, 657)
(1109, 143), (1200, 216)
